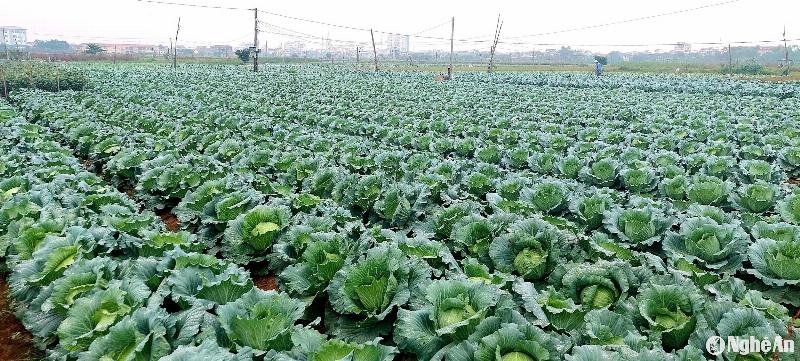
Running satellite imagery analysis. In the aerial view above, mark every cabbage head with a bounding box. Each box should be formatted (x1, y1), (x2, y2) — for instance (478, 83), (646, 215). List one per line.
(489, 218), (561, 281)
(603, 206), (671, 246)
(663, 217), (748, 273)
(218, 288), (305, 353)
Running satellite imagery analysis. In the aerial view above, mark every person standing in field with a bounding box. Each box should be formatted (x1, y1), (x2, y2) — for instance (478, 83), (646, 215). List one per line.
(594, 60), (603, 76)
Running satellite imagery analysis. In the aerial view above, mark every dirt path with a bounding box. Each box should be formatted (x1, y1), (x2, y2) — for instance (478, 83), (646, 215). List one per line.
(0, 274), (42, 361)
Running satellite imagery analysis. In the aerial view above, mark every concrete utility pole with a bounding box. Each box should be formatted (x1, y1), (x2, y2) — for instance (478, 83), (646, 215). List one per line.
(113, 45), (117, 65)
(2, 28), (9, 61)
(488, 14), (503, 73)
(728, 43), (732, 75)
(253, 8), (259, 72)
(784, 26), (790, 76)
(356, 46), (360, 64)
(173, 17), (181, 70)
(448, 16), (454, 79)
(370, 28), (378, 73)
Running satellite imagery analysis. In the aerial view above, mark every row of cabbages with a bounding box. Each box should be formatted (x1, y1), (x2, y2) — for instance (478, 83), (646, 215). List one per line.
(1, 66), (800, 361)
(9, 80), (800, 301)
(0, 110), (400, 360)
(3, 110), (800, 361)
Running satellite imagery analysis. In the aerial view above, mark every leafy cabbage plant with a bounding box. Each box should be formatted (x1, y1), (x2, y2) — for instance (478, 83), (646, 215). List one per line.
(636, 283), (705, 351)
(222, 205), (291, 264)
(663, 217), (748, 274)
(729, 181), (779, 214)
(394, 279), (507, 360)
(747, 237), (800, 287)
(603, 206), (671, 246)
(218, 288), (305, 354)
(686, 175), (731, 206)
(489, 218), (563, 281)
(327, 245), (425, 341)
(778, 193), (800, 225)
(568, 189), (616, 230)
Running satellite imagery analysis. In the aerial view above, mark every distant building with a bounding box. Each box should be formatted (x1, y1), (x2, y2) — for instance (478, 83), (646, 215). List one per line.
(282, 41), (305, 57)
(194, 45), (232, 57)
(1, 26), (27, 45)
(210, 45), (233, 57)
(386, 34), (409, 54)
(755, 45), (781, 56)
(80, 43), (166, 55)
(673, 42), (691, 54)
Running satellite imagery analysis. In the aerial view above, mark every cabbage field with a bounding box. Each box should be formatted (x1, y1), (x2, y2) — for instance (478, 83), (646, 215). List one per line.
(1, 65), (800, 360)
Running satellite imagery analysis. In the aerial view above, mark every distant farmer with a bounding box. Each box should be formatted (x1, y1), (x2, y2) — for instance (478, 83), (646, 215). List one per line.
(594, 60), (603, 76)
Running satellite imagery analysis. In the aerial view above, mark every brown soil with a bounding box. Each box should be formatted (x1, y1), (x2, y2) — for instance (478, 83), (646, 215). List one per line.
(79, 158), (103, 177)
(156, 208), (180, 232)
(0, 275), (42, 361)
(788, 178), (800, 186)
(253, 274), (278, 291)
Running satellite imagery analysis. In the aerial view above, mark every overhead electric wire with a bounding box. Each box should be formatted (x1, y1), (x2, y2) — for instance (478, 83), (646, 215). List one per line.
(505, 0), (742, 40)
(263, 29), (365, 46)
(261, 22), (368, 46)
(134, 0), (790, 50)
(135, 0), (247, 11)
(411, 19), (452, 36)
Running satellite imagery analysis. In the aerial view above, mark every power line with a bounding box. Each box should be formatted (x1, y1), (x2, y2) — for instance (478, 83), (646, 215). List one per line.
(134, 0), (789, 50)
(134, 0), (465, 43)
(264, 29), (366, 47)
(412, 19), (452, 36)
(262, 22), (368, 46)
(505, 0), (743, 40)
(135, 0), (248, 11)
(32, 28), (799, 51)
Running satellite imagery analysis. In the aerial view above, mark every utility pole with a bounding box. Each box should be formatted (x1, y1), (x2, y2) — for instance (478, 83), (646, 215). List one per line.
(728, 43), (732, 75)
(169, 38), (173, 61)
(448, 16), (454, 79)
(370, 28), (378, 73)
(3, 29), (9, 60)
(113, 45), (117, 65)
(784, 26), (790, 76)
(356, 46), (360, 64)
(532, 49), (535, 64)
(173, 17), (181, 70)
(488, 14), (503, 73)
(253, 8), (259, 72)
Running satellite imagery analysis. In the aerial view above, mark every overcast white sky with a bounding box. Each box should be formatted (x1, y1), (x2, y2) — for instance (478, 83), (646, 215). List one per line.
(1, 0), (797, 52)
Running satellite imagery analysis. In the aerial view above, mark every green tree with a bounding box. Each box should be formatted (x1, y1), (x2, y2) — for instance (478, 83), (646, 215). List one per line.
(594, 55), (608, 65)
(84, 43), (106, 55)
(235, 48), (251, 63)
(32, 40), (73, 54)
